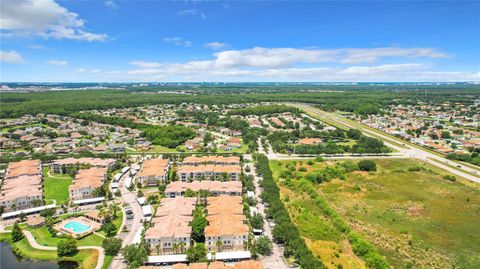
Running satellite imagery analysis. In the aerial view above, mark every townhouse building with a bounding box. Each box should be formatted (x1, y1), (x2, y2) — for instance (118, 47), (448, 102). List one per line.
(0, 160), (43, 212)
(145, 197), (196, 254)
(205, 196), (249, 252)
(165, 180), (242, 198)
(69, 167), (107, 201)
(136, 159), (170, 186)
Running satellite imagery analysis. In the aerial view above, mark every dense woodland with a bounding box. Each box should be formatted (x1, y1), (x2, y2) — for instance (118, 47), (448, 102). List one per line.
(1, 86), (479, 118)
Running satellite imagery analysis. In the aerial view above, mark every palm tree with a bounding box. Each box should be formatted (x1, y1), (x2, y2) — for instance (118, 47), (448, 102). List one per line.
(98, 207), (112, 222)
(216, 240), (223, 252)
(155, 244), (161, 255)
(172, 242), (179, 254)
(109, 203), (120, 219)
(178, 241), (186, 253)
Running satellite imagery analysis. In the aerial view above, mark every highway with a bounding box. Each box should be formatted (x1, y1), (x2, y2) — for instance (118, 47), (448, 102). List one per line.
(291, 103), (480, 183)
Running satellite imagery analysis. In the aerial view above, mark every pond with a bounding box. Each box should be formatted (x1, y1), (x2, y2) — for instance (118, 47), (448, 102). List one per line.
(0, 242), (78, 269)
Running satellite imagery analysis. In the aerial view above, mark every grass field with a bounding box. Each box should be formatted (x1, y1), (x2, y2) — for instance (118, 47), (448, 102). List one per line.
(0, 232), (99, 269)
(270, 159), (367, 269)
(320, 159), (480, 269)
(271, 158), (480, 269)
(42, 168), (73, 205)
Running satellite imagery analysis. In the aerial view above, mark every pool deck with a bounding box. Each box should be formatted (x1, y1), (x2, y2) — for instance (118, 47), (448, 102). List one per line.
(54, 216), (101, 238)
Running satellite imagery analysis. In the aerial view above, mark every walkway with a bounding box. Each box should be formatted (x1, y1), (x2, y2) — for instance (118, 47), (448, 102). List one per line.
(23, 230), (105, 269)
(244, 161), (288, 269)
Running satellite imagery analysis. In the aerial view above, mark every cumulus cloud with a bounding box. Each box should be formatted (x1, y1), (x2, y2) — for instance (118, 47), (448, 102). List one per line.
(47, 60), (68, 65)
(0, 50), (24, 64)
(178, 9), (206, 20)
(204, 42), (226, 50)
(212, 47), (447, 68)
(76, 68), (87, 72)
(163, 37), (192, 47)
(122, 46), (476, 82)
(0, 0), (108, 41)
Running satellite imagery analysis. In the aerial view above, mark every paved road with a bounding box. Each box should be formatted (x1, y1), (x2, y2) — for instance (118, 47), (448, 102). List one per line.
(109, 168), (143, 269)
(244, 160), (289, 269)
(24, 230), (105, 269)
(294, 104), (480, 183)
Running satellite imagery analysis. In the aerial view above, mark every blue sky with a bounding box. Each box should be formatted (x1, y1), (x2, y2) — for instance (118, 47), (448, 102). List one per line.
(1, 0), (479, 82)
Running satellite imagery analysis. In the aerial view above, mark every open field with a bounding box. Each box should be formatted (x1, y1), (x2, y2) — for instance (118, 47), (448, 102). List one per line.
(319, 159), (480, 268)
(270, 159), (368, 269)
(271, 158), (480, 269)
(43, 168), (73, 205)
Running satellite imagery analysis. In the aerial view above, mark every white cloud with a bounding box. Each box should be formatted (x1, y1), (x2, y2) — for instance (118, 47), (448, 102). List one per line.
(212, 47), (447, 68)
(0, 50), (24, 64)
(0, 0), (108, 41)
(104, 0), (118, 10)
(76, 68), (87, 72)
(28, 45), (44, 50)
(47, 60), (68, 65)
(163, 37), (192, 47)
(204, 42), (226, 50)
(178, 9), (206, 20)
(123, 46), (476, 82)
(129, 61), (162, 68)
(91, 69), (101, 73)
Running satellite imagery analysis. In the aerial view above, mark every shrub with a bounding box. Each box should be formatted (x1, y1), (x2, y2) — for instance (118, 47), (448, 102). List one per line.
(358, 160), (377, 171)
(102, 237), (122, 256)
(57, 237), (77, 256)
(11, 221), (24, 242)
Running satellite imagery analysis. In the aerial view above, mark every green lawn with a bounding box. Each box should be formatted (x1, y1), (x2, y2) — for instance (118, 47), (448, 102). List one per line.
(42, 168), (73, 205)
(26, 226), (104, 247)
(97, 211), (123, 237)
(0, 232), (100, 269)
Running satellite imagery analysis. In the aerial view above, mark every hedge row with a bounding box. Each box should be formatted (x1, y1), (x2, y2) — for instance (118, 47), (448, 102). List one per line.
(253, 153), (325, 269)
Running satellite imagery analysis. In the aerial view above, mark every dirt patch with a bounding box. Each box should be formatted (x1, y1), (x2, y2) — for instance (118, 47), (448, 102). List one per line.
(407, 206), (424, 217)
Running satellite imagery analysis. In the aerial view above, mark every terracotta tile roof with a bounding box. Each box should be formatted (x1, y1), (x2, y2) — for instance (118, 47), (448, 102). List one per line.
(178, 165), (241, 175)
(145, 197), (196, 240)
(205, 196), (249, 237)
(5, 159), (41, 179)
(53, 157), (115, 167)
(138, 159), (169, 178)
(69, 167), (106, 190)
(0, 174), (42, 201)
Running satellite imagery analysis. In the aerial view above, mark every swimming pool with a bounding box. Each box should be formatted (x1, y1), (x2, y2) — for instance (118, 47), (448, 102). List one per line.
(63, 221), (91, 233)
